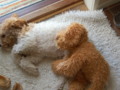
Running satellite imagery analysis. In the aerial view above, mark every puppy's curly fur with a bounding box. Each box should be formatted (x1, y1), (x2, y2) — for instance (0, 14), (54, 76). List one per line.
(52, 23), (110, 90)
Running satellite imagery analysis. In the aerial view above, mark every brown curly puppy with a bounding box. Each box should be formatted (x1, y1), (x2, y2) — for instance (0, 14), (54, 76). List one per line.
(52, 23), (110, 90)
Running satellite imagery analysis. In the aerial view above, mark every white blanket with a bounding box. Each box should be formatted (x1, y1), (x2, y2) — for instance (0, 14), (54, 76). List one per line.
(0, 10), (120, 90)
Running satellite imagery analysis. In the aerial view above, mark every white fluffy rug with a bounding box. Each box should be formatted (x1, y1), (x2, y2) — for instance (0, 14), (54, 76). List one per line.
(0, 10), (120, 90)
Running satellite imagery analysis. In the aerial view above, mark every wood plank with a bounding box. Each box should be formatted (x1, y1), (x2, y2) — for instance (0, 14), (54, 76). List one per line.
(25, 0), (83, 22)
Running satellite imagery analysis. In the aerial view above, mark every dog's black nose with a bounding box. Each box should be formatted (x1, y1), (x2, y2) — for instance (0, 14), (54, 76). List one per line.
(0, 44), (1, 47)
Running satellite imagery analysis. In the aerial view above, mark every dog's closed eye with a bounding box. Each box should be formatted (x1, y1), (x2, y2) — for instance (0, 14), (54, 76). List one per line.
(1, 34), (6, 38)
(11, 25), (22, 29)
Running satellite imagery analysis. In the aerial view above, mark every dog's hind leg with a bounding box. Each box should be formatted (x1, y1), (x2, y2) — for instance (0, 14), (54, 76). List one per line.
(19, 57), (39, 76)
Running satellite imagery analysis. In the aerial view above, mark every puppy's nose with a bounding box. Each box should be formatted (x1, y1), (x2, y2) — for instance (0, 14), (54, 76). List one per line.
(0, 44), (1, 47)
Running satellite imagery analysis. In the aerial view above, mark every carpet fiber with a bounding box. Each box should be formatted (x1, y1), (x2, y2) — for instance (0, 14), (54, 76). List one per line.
(0, 10), (120, 90)
(0, 0), (43, 17)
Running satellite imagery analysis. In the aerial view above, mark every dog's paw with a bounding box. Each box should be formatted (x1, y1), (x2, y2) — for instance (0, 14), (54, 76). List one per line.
(20, 60), (39, 76)
(56, 62), (72, 77)
(52, 60), (73, 77)
(56, 61), (68, 70)
(26, 67), (39, 76)
(52, 60), (65, 73)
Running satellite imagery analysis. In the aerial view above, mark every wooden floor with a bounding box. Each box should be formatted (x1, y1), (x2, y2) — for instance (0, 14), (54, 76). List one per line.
(71, 3), (88, 11)
(31, 1), (87, 22)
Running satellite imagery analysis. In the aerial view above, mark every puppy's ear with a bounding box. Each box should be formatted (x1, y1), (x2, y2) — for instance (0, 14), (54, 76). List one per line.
(64, 23), (88, 46)
(65, 23), (87, 39)
(12, 19), (27, 29)
(11, 14), (19, 18)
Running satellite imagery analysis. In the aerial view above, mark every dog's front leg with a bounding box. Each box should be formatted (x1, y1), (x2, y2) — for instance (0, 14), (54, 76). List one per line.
(52, 54), (86, 77)
(12, 43), (40, 76)
(19, 57), (39, 76)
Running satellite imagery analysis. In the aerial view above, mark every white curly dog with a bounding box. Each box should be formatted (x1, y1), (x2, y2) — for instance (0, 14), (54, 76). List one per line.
(0, 15), (70, 76)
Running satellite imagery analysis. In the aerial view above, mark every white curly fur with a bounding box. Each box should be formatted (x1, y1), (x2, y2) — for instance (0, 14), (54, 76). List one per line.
(12, 22), (70, 76)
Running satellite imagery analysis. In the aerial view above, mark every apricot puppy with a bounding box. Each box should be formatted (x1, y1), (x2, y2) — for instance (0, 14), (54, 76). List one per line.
(52, 23), (110, 90)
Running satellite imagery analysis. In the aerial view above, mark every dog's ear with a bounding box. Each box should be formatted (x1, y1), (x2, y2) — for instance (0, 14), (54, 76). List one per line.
(64, 23), (88, 46)
(11, 14), (19, 18)
(65, 23), (87, 39)
(12, 19), (28, 29)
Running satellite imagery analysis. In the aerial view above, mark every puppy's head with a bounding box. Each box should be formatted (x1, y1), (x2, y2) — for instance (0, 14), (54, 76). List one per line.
(56, 23), (88, 50)
(0, 14), (27, 49)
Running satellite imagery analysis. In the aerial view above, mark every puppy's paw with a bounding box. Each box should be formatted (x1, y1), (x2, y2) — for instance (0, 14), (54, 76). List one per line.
(52, 60), (73, 77)
(52, 60), (65, 73)
(56, 61), (68, 70)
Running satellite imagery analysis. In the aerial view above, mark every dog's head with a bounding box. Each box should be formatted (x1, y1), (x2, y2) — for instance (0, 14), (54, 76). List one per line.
(56, 23), (88, 50)
(0, 14), (27, 49)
